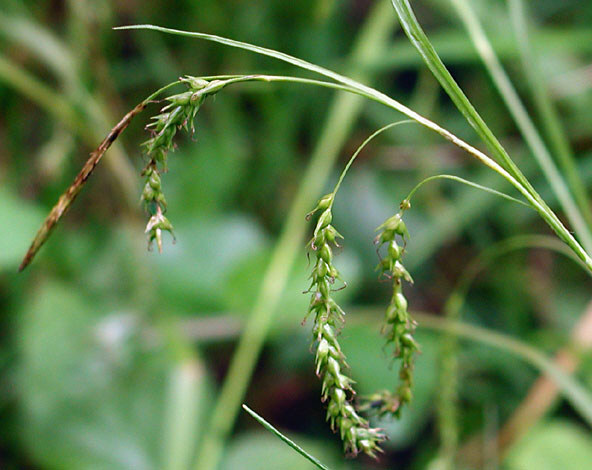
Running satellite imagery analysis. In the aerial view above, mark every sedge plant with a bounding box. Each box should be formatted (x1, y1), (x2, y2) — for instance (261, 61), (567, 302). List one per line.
(17, 0), (592, 464)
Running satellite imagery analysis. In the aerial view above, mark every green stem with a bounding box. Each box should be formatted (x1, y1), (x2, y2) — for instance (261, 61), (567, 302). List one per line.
(118, 22), (592, 272)
(405, 174), (530, 209)
(331, 120), (414, 198)
(415, 311), (592, 428)
(0, 54), (87, 138)
(242, 405), (331, 470)
(390, 0), (592, 266)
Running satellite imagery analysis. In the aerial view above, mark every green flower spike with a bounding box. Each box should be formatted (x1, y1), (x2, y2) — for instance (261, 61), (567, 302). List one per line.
(306, 194), (385, 458)
(139, 76), (223, 253)
(372, 209), (418, 417)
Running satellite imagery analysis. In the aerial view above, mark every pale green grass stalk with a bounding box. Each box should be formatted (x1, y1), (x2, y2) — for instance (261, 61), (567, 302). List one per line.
(116, 23), (592, 272)
(242, 405), (331, 470)
(390, 0), (592, 265)
(448, 0), (592, 252)
(0, 11), (137, 203)
(0, 54), (86, 138)
(405, 174), (530, 209)
(508, 0), (592, 230)
(368, 27), (592, 72)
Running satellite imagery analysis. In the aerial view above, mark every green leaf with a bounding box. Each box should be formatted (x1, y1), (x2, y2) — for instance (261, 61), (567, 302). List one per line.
(17, 281), (211, 469)
(505, 420), (592, 470)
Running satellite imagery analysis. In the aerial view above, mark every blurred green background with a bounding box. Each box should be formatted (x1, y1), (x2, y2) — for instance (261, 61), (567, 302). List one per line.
(1, 0), (592, 468)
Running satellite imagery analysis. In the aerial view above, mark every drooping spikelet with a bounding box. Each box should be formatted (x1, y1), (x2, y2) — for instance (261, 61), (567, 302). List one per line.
(140, 77), (217, 251)
(306, 193), (385, 458)
(369, 202), (419, 417)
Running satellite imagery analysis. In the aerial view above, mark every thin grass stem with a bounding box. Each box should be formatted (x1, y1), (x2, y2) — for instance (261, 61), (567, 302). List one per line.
(117, 23), (592, 272)
(436, 234), (592, 467)
(415, 311), (592, 428)
(242, 405), (331, 470)
(405, 174), (530, 208)
(331, 120), (414, 198)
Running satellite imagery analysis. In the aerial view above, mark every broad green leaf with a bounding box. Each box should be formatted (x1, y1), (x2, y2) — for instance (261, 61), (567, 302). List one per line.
(505, 420), (592, 470)
(17, 281), (211, 469)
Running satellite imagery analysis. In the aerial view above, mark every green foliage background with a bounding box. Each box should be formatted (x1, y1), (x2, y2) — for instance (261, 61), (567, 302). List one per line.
(1, 0), (592, 468)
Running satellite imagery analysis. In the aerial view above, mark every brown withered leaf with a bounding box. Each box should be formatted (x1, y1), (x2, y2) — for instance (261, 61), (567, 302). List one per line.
(19, 101), (147, 272)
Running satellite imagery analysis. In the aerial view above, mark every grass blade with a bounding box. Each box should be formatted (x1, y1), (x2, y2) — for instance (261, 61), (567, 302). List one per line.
(447, 0), (592, 256)
(390, 0), (592, 271)
(242, 405), (331, 470)
(508, 0), (592, 230)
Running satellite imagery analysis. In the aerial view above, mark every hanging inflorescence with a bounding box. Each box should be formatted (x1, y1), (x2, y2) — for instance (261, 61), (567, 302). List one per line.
(140, 76), (221, 251)
(305, 193), (385, 458)
(369, 200), (419, 418)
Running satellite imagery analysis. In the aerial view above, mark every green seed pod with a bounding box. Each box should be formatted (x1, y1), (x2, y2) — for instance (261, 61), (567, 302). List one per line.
(325, 225), (337, 244)
(388, 240), (402, 260)
(328, 265), (339, 281)
(155, 192), (167, 208)
(315, 209), (333, 234)
(339, 418), (353, 439)
(395, 219), (408, 238)
(319, 279), (330, 299)
(333, 388), (346, 408)
(314, 229), (326, 248)
(167, 91), (192, 106)
(316, 340), (329, 374)
(392, 260), (412, 282)
(393, 292), (408, 313)
(327, 400), (341, 419)
(142, 184), (156, 202)
(378, 228), (395, 245)
(316, 260), (328, 278)
(334, 372), (351, 391)
(148, 171), (162, 190)
(327, 357), (341, 378)
(378, 257), (391, 274)
(345, 427), (358, 449)
(322, 324), (338, 346)
(385, 304), (398, 323)
(317, 193), (334, 211)
(181, 75), (209, 90)
(320, 244), (332, 264)
(401, 333), (417, 349)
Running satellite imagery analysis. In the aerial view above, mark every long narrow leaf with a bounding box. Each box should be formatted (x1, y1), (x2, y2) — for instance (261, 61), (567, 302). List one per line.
(242, 405), (331, 470)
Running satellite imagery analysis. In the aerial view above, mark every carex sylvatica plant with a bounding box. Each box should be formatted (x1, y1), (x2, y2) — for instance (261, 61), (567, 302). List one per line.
(17, 0), (592, 465)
